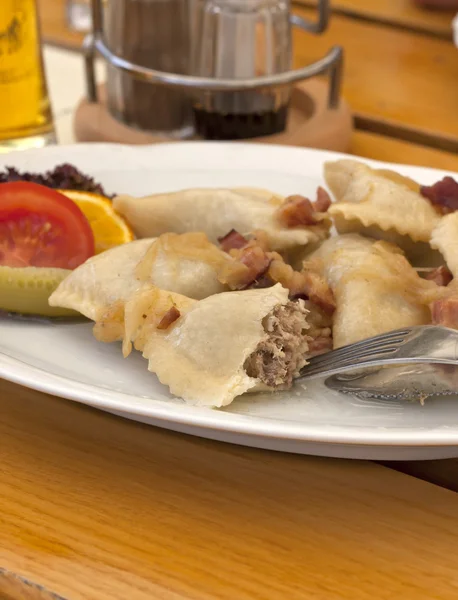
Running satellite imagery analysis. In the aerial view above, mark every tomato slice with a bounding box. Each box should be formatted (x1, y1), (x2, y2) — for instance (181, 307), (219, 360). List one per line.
(0, 181), (95, 269)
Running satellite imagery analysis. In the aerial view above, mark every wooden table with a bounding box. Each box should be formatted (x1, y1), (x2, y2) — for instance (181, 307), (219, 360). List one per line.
(3, 379), (458, 600)
(1, 2), (458, 598)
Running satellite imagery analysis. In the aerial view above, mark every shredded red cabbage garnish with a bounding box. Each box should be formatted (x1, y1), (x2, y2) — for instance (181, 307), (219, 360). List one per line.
(0, 164), (110, 197)
(420, 177), (458, 215)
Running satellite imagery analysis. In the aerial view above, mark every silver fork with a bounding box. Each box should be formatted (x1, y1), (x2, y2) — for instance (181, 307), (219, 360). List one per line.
(299, 325), (458, 380)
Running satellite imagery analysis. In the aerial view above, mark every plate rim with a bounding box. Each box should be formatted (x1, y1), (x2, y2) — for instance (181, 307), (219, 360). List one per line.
(2, 350), (458, 448)
(1, 140), (454, 181)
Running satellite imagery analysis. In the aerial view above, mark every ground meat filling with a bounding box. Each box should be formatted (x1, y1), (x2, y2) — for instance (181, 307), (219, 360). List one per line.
(244, 300), (310, 389)
(301, 300), (333, 356)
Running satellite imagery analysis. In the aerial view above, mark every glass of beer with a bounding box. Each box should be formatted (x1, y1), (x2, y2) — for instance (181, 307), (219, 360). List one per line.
(0, 0), (56, 152)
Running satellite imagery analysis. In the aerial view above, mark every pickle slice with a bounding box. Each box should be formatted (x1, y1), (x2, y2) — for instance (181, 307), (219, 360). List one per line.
(0, 266), (78, 318)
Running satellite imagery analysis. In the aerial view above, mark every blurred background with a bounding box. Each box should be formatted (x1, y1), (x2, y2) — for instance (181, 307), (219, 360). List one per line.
(1, 0), (458, 169)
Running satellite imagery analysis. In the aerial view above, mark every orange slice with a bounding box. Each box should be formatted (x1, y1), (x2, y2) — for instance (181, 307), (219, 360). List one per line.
(59, 190), (134, 254)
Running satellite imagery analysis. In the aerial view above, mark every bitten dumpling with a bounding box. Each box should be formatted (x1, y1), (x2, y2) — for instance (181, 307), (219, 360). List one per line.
(113, 187), (330, 252)
(324, 160), (442, 266)
(306, 234), (443, 348)
(117, 284), (311, 407)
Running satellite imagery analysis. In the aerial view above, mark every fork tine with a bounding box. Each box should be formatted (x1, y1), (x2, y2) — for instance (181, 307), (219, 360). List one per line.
(302, 346), (400, 377)
(325, 328), (409, 357)
(316, 343), (399, 369)
(322, 336), (406, 363)
(305, 328), (411, 368)
(301, 328), (413, 377)
(342, 328), (411, 351)
(303, 346), (396, 373)
(339, 327), (411, 350)
(303, 341), (399, 373)
(299, 325), (458, 380)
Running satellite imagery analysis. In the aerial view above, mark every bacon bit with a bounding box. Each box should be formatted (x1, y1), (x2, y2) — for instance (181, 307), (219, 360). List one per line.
(219, 231), (336, 315)
(314, 187), (332, 213)
(236, 246), (271, 289)
(300, 271), (336, 315)
(283, 272), (311, 300)
(267, 258), (336, 315)
(157, 305), (181, 330)
(221, 243), (272, 290)
(250, 229), (271, 252)
(275, 188), (331, 229)
(424, 266), (453, 287)
(276, 195), (317, 228)
(218, 229), (249, 253)
(431, 297), (458, 329)
(245, 271), (276, 290)
(420, 177), (458, 215)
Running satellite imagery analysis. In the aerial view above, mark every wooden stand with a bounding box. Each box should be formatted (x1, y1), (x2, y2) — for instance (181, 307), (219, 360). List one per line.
(74, 79), (353, 152)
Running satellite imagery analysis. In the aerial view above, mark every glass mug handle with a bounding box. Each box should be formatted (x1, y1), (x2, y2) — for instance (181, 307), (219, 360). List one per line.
(290, 0), (330, 34)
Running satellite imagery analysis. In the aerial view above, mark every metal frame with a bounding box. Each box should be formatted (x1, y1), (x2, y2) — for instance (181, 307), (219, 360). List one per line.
(84, 0), (343, 109)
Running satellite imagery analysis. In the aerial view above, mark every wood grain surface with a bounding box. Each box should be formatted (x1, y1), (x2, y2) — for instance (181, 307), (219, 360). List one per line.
(352, 131), (458, 170)
(292, 6), (458, 148)
(0, 569), (65, 600)
(2, 378), (458, 600)
(296, 0), (455, 37)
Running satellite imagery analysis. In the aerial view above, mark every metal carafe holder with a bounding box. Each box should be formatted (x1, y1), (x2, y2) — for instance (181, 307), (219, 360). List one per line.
(83, 0), (343, 140)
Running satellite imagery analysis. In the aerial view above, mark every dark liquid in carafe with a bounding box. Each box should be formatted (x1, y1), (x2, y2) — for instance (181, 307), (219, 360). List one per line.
(193, 105), (288, 140)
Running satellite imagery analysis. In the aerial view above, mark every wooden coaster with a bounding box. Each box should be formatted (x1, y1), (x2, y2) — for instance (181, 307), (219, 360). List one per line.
(74, 79), (353, 152)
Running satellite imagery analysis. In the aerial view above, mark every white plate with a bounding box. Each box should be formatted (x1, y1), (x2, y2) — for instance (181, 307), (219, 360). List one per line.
(1, 142), (457, 461)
